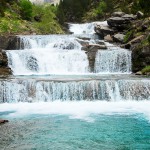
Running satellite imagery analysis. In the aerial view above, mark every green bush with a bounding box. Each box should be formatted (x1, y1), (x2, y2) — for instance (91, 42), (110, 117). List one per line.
(141, 66), (150, 74)
(124, 31), (133, 43)
(19, 0), (33, 21)
(95, 1), (107, 18)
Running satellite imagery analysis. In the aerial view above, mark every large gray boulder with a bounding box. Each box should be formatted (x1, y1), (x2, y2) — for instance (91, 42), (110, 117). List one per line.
(94, 24), (114, 38)
(107, 17), (131, 30)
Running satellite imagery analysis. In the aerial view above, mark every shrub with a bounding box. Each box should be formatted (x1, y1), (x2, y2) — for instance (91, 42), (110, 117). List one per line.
(19, 0), (33, 21)
(141, 66), (150, 74)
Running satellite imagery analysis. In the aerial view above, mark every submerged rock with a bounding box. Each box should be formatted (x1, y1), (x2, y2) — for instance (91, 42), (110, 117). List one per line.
(0, 119), (9, 125)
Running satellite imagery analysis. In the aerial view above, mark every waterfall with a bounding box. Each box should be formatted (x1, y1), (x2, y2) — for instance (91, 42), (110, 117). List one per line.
(95, 49), (132, 73)
(0, 78), (149, 103)
(6, 35), (89, 75)
(3, 21), (150, 103)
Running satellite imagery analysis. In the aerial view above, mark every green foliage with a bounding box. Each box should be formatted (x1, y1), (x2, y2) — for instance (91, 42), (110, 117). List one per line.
(141, 66), (150, 74)
(124, 31), (133, 43)
(32, 4), (63, 34)
(57, 0), (92, 23)
(19, 0), (33, 21)
(95, 1), (107, 18)
(0, 1), (63, 35)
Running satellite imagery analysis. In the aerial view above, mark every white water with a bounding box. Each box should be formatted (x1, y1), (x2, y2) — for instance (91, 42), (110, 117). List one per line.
(0, 79), (149, 102)
(69, 21), (108, 34)
(7, 49), (89, 75)
(0, 101), (150, 122)
(95, 48), (131, 73)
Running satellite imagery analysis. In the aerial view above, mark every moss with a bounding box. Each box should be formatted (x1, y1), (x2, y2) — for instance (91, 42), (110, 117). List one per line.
(141, 66), (150, 74)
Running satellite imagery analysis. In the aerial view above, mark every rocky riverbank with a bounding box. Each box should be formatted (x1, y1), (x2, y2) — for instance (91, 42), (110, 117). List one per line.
(94, 11), (150, 75)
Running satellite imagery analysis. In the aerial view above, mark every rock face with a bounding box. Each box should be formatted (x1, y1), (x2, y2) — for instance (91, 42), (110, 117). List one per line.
(132, 45), (150, 73)
(0, 36), (23, 50)
(0, 36), (20, 75)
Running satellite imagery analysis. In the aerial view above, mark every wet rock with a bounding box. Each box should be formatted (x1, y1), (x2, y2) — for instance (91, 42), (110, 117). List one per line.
(112, 12), (125, 17)
(82, 44), (107, 52)
(136, 11), (144, 19)
(94, 24), (114, 38)
(76, 39), (89, 47)
(113, 33), (125, 43)
(82, 44), (107, 72)
(27, 56), (39, 72)
(7, 36), (24, 50)
(104, 35), (113, 43)
(0, 67), (12, 75)
(94, 40), (105, 45)
(0, 119), (9, 124)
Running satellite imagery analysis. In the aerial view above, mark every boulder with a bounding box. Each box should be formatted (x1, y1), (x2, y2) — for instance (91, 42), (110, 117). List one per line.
(136, 11), (144, 19)
(122, 14), (136, 20)
(104, 35), (113, 42)
(107, 17), (131, 30)
(112, 12), (125, 17)
(113, 33), (125, 43)
(94, 24), (114, 38)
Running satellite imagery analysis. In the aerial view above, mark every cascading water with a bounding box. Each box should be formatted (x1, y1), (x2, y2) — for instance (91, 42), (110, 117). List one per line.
(6, 35), (89, 75)
(94, 47), (132, 73)
(0, 78), (150, 103)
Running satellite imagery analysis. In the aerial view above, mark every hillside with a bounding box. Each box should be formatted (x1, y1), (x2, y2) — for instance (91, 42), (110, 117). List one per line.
(0, 0), (63, 35)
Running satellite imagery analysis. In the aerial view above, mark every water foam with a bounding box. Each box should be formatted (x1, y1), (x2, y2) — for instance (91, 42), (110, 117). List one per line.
(0, 101), (150, 122)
